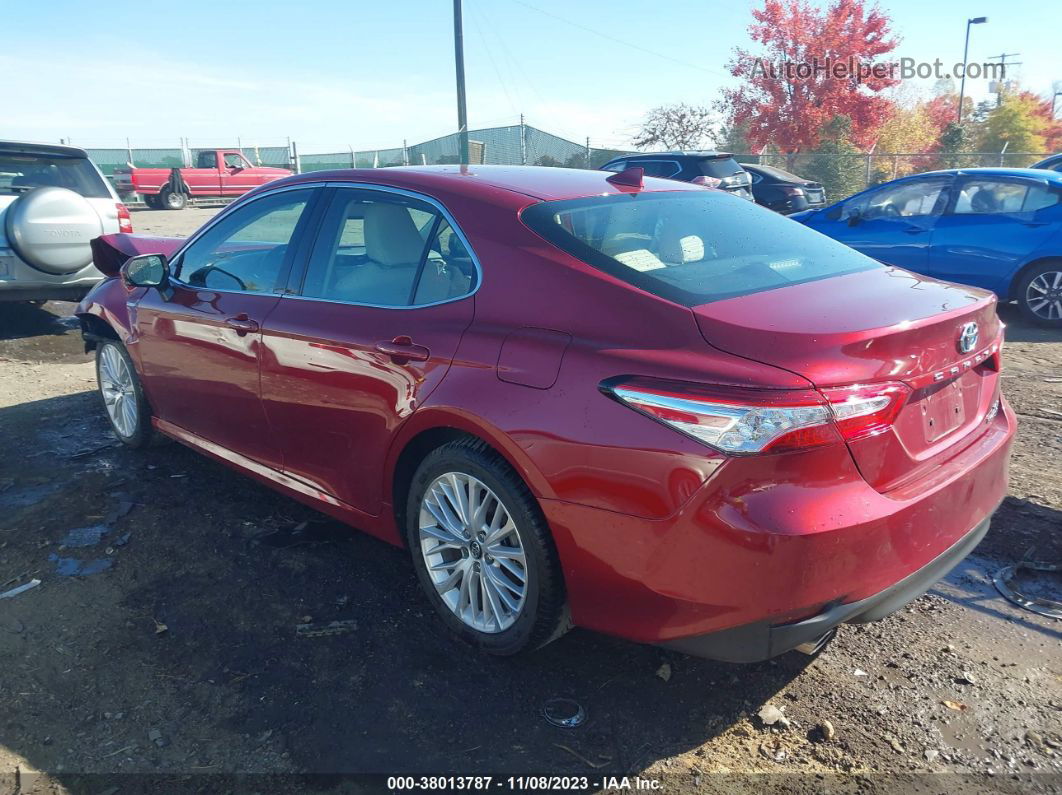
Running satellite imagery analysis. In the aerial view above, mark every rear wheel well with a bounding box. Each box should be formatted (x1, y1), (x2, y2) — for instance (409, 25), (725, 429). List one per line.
(1009, 257), (1062, 301)
(78, 314), (119, 352)
(392, 428), (512, 546)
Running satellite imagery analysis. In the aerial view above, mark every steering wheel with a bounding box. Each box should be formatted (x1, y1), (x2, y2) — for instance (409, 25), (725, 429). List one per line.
(879, 203), (900, 218)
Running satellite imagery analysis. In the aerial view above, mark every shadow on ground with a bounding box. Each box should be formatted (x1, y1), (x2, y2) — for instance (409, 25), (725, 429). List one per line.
(0, 392), (813, 783)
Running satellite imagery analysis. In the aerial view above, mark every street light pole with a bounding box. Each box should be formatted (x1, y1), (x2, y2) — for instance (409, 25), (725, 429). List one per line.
(957, 16), (987, 124)
(453, 0), (469, 164)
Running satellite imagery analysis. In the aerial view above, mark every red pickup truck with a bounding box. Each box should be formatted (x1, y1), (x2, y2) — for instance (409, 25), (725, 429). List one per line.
(113, 149), (293, 210)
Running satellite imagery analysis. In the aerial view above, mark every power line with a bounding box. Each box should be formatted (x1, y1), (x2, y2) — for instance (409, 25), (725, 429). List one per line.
(474, 0), (546, 106)
(510, 0), (730, 79)
(468, 0), (519, 116)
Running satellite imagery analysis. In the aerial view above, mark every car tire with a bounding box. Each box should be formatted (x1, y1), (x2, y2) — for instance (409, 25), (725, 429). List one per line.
(143, 194), (161, 209)
(405, 438), (570, 656)
(159, 189), (187, 210)
(95, 339), (157, 449)
(1016, 261), (1062, 327)
(1011, 262), (1062, 326)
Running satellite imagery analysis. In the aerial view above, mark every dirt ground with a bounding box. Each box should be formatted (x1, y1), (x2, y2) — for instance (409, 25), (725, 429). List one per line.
(0, 208), (1059, 794)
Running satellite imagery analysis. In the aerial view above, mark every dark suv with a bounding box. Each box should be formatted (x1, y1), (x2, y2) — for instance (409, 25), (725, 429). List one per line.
(600, 151), (754, 201)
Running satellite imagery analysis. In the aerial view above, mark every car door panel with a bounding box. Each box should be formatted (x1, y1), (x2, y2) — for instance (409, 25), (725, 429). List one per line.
(929, 177), (1062, 295)
(134, 288), (283, 467)
(132, 187), (319, 469)
(807, 176), (951, 274)
(258, 186), (478, 516)
(260, 298), (473, 514)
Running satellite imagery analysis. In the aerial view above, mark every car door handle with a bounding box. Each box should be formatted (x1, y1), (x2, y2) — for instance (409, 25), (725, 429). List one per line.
(1023, 221), (1048, 227)
(375, 336), (430, 363)
(225, 314), (259, 335)
(902, 225), (927, 234)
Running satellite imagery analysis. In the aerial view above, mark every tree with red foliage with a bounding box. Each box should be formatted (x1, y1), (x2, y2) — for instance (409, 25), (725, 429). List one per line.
(719, 0), (900, 153)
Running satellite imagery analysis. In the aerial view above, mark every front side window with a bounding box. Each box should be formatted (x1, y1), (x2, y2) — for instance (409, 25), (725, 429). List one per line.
(300, 190), (476, 306)
(842, 177), (951, 220)
(521, 190), (880, 306)
(953, 178), (1060, 214)
(177, 189), (313, 293)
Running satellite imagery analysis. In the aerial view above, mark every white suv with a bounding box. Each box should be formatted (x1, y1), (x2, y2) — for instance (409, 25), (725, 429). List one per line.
(1, 141), (132, 302)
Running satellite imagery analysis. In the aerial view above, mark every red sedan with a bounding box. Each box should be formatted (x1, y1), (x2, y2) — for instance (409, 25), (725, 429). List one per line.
(76, 165), (1014, 661)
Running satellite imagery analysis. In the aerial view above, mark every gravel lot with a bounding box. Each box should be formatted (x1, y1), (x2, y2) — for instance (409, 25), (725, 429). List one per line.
(0, 207), (1059, 793)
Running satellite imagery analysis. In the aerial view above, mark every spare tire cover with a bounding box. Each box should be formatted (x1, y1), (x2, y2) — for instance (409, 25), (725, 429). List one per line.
(5, 186), (104, 274)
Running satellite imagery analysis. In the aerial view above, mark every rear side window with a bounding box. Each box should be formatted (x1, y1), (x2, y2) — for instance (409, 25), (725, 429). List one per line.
(698, 157), (745, 179)
(521, 191), (880, 306)
(953, 178), (1060, 214)
(630, 160), (681, 179)
(0, 153), (111, 198)
(299, 189), (477, 306)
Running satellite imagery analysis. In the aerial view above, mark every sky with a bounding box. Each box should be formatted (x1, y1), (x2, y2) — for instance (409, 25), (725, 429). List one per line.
(3, 0), (1059, 154)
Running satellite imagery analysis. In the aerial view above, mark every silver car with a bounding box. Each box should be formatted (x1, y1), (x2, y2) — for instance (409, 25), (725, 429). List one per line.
(1, 141), (131, 302)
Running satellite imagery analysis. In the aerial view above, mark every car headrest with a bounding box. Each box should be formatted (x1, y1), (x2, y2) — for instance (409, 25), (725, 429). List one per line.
(364, 203), (424, 267)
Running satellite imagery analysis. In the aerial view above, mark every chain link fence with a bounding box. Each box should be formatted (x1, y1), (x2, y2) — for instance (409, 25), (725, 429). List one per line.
(76, 125), (1052, 207)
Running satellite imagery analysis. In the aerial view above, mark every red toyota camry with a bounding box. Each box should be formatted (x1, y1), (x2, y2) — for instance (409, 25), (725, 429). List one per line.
(77, 165), (1014, 662)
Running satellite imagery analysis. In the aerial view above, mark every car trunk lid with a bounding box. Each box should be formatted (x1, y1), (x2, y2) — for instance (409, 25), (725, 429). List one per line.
(692, 267), (1003, 492)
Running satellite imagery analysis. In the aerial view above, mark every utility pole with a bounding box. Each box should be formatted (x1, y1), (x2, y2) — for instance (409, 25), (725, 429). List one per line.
(453, 0), (469, 164)
(519, 114), (527, 165)
(986, 52), (1022, 106)
(957, 16), (987, 124)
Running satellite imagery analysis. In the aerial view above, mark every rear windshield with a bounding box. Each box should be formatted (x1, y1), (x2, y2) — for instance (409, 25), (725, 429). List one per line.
(0, 153), (111, 198)
(521, 191), (880, 306)
(699, 157), (745, 179)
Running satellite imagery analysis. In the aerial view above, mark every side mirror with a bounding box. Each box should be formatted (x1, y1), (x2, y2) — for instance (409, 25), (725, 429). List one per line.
(121, 253), (169, 289)
(846, 208), (863, 227)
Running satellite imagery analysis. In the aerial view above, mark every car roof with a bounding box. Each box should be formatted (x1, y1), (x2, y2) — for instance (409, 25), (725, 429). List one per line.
(610, 150), (734, 161)
(904, 167), (1062, 182)
(0, 140), (90, 158)
(273, 164), (710, 202)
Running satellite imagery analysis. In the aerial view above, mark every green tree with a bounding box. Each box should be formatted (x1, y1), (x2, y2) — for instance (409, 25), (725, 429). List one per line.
(563, 152), (589, 169)
(937, 122), (968, 169)
(715, 121), (753, 155)
(534, 155), (562, 167)
(978, 94), (1049, 166)
(804, 116), (865, 201)
(587, 148), (630, 169)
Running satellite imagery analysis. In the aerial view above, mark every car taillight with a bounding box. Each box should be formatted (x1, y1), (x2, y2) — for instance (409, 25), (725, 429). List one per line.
(117, 202), (133, 233)
(819, 382), (909, 441)
(603, 378), (909, 455)
(780, 186), (806, 197)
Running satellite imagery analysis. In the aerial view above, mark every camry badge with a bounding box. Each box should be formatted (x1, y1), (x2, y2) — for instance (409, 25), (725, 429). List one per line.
(958, 322), (979, 354)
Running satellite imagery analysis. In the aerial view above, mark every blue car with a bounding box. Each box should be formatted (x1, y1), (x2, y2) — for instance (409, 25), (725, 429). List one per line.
(794, 168), (1062, 326)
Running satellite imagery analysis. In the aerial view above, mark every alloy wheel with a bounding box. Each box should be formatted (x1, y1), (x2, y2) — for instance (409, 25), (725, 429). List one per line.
(1026, 271), (1062, 321)
(99, 345), (138, 438)
(418, 472), (528, 633)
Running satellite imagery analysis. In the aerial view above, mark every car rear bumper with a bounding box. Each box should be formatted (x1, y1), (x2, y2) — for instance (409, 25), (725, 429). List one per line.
(541, 397), (1015, 660)
(0, 251), (103, 302)
(659, 509), (993, 662)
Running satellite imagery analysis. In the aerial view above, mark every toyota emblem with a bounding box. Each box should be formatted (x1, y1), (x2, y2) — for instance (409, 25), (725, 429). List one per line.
(958, 322), (979, 354)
